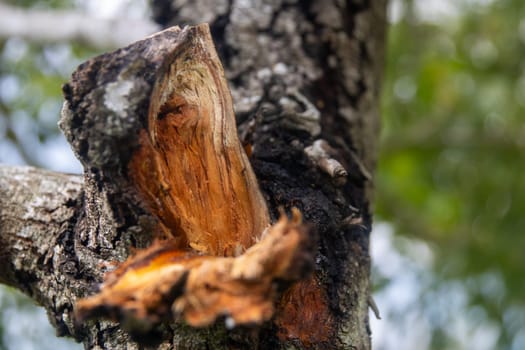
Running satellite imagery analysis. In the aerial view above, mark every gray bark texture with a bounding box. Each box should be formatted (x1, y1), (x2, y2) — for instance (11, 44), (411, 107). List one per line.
(0, 0), (386, 349)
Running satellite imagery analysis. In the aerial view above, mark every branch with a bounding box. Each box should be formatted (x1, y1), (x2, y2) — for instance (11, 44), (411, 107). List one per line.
(0, 3), (159, 49)
(0, 165), (85, 337)
(0, 165), (82, 287)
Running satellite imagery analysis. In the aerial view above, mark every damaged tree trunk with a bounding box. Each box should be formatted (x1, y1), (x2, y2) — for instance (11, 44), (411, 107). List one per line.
(0, 1), (386, 349)
(67, 24), (316, 341)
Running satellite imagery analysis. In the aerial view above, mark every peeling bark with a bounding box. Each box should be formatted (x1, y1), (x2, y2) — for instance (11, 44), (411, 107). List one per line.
(0, 0), (386, 349)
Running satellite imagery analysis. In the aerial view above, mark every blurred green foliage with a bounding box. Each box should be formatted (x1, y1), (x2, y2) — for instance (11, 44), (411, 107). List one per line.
(378, 0), (525, 347)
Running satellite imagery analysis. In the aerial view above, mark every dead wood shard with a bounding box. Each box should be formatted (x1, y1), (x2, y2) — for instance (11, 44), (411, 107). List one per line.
(68, 24), (315, 336)
(75, 210), (313, 329)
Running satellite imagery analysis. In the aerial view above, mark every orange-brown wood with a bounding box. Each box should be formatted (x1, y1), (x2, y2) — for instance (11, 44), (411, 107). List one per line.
(75, 212), (314, 329)
(275, 275), (335, 347)
(128, 24), (270, 256)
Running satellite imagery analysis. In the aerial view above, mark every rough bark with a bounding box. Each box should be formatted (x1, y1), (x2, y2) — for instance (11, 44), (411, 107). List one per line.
(0, 0), (386, 349)
(0, 165), (84, 338)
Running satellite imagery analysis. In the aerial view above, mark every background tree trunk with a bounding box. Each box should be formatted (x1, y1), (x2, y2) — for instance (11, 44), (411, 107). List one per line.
(0, 0), (386, 349)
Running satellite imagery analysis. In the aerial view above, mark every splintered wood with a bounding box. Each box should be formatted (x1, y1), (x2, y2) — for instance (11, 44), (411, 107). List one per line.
(129, 25), (269, 256)
(75, 210), (313, 329)
(74, 24), (314, 334)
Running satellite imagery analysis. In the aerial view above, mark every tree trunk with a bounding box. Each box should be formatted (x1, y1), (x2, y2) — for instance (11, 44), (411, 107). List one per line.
(0, 1), (386, 349)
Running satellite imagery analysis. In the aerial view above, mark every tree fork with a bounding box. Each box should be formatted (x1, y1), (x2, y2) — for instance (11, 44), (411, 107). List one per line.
(59, 24), (327, 347)
(0, 0), (387, 345)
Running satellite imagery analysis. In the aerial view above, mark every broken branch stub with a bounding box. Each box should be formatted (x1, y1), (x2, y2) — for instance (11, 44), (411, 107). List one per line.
(76, 210), (314, 330)
(64, 24), (315, 335)
(128, 25), (270, 255)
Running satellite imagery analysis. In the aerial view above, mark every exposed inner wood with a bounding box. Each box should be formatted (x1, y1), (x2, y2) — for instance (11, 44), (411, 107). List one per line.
(75, 210), (314, 331)
(129, 28), (270, 256)
(275, 275), (334, 346)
